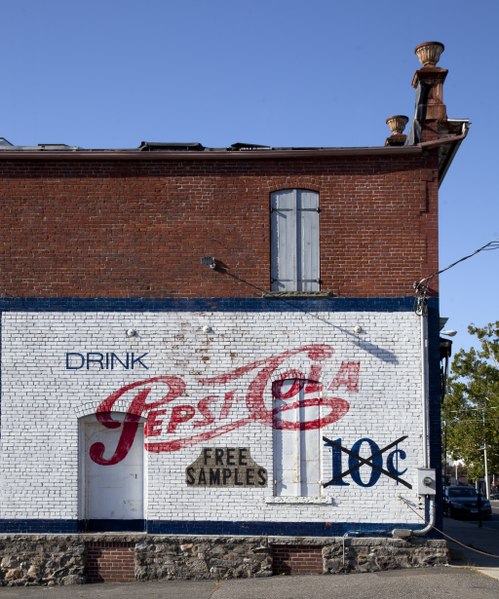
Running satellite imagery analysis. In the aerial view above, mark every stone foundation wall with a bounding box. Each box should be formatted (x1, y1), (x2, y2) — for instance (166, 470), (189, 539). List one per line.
(322, 537), (449, 574)
(135, 536), (272, 580)
(0, 536), (86, 586)
(0, 534), (449, 586)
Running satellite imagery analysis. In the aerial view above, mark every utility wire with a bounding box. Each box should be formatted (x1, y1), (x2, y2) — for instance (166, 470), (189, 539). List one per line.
(399, 496), (499, 559)
(222, 268), (345, 330)
(413, 238), (499, 315)
(415, 238), (499, 295)
(215, 238), (499, 323)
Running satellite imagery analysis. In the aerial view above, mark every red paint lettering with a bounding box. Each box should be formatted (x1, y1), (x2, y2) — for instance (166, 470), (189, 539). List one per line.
(90, 376), (185, 465)
(329, 361), (360, 392)
(145, 409), (168, 437)
(272, 370), (307, 400)
(193, 396), (217, 428)
(219, 391), (235, 419)
(167, 405), (196, 434)
(92, 345), (352, 463)
(272, 376), (349, 431)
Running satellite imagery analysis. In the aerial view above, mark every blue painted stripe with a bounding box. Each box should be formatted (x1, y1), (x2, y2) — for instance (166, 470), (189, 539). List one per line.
(0, 297), (419, 312)
(0, 520), (79, 533)
(145, 520), (412, 537)
(0, 519), (420, 536)
(81, 519), (145, 533)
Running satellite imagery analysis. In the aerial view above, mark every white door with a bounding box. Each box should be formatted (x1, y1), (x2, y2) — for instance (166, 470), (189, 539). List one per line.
(84, 418), (144, 520)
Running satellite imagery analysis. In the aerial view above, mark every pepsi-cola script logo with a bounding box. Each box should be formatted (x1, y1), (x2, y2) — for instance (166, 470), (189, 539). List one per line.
(90, 344), (359, 465)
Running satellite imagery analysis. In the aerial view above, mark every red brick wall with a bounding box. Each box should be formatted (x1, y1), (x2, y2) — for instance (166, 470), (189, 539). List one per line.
(272, 545), (323, 575)
(86, 541), (135, 583)
(0, 152), (439, 298)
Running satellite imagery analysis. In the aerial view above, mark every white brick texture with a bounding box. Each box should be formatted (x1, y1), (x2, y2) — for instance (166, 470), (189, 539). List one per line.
(0, 310), (426, 524)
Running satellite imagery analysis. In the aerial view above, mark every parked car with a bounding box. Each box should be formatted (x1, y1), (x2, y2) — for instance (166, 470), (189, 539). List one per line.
(443, 486), (492, 519)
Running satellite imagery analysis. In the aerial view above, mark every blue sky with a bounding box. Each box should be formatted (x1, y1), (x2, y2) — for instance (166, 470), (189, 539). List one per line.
(1, 0), (497, 353)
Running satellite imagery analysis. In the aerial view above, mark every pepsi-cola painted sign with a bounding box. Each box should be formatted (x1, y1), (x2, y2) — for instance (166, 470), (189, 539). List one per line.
(90, 344), (359, 465)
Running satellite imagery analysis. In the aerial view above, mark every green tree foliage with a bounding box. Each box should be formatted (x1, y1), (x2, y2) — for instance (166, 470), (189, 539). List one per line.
(442, 322), (499, 481)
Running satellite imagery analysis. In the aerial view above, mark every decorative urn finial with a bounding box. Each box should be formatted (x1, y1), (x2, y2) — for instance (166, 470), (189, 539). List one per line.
(415, 41), (445, 67)
(386, 115), (409, 135)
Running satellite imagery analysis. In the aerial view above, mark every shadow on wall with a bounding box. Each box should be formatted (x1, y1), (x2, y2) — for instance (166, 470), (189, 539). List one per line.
(353, 338), (399, 365)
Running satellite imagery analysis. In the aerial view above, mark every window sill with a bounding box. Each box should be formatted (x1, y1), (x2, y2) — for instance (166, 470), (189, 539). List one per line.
(262, 291), (333, 298)
(265, 496), (333, 505)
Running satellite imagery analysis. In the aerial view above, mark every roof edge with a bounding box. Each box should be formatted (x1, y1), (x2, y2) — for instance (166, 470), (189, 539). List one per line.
(417, 120), (470, 185)
(0, 146), (423, 160)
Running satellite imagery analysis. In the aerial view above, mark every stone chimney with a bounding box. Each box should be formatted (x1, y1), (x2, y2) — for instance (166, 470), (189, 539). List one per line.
(410, 41), (448, 142)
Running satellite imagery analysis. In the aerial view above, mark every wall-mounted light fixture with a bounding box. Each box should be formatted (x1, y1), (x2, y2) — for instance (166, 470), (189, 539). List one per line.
(201, 256), (217, 270)
(126, 329), (138, 338)
(353, 325), (363, 335)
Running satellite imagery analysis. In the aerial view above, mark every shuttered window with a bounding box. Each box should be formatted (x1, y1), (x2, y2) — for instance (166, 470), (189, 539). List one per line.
(270, 189), (320, 292)
(272, 379), (322, 497)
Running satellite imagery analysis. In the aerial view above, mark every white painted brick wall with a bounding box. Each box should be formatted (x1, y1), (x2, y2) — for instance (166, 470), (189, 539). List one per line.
(0, 310), (426, 524)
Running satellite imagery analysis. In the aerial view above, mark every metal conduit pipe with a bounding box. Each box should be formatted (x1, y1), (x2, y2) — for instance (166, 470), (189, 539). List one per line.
(392, 496), (436, 538)
(411, 496), (436, 536)
(342, 532), (348, 566)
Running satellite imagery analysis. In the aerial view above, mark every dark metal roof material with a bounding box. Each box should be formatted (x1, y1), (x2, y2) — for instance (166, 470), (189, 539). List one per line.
(229, 142), (271, 150)
(139, 142), (205, 151)
(37, 144), (80, 151)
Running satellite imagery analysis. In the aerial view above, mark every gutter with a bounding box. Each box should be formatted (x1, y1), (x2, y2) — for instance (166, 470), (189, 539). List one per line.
(417, 121), (470, 185)
(0, 146), (423, 161)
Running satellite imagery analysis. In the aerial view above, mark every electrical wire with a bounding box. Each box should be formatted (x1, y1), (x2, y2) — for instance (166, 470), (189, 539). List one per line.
(214, 237), (499, 317)
(415, 238), (499, 295)
(399, 496), (499, 559)
(222, 268), (345, 330)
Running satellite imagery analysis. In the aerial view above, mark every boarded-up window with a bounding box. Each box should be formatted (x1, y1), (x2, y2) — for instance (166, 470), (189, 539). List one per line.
(272, 379), (322, 496)
(271, 189), (320, 291)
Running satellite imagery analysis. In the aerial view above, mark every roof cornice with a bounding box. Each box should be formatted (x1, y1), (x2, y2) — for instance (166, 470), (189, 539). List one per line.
(0, 146), (423, 160)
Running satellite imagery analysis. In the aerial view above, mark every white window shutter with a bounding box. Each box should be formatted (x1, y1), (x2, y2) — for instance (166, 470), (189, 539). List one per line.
(273, 380), (322, 497)
(298, 190), (320, 291)
(271, 190), (297, 291)
(271, 189), (319, 291)
(273, 379), (300, 496)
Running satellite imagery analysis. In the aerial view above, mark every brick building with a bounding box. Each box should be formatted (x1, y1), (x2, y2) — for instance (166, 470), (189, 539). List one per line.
(0, 42), (468, 581)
